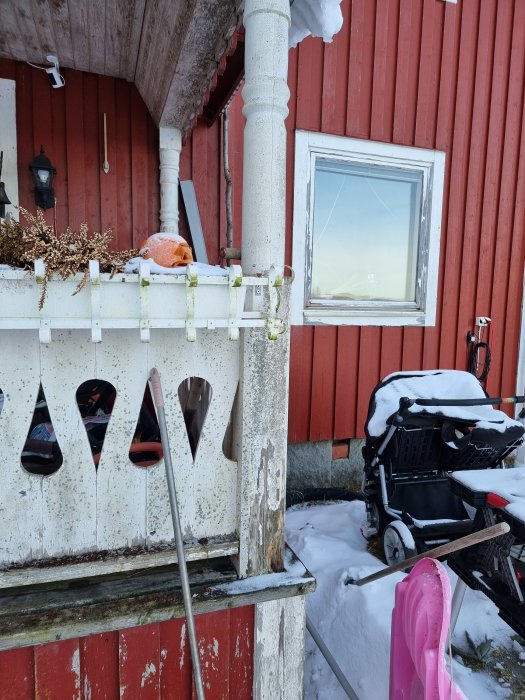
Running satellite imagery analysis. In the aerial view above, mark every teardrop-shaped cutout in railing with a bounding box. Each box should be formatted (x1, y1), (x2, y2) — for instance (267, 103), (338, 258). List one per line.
(0, 388), (4, 418)
(222, 384), (238, 461)
(129, 383), (163, 467)
(21, 384), (63, 476)
(76, 379), (116, 469)
(178, 377), (212, 461)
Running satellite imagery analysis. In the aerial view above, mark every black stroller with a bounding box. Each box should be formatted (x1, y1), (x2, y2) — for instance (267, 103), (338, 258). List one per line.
(362, 370), (525, 566)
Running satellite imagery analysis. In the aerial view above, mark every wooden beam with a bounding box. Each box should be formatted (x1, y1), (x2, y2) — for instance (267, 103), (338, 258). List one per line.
(201, 37), (245, 126)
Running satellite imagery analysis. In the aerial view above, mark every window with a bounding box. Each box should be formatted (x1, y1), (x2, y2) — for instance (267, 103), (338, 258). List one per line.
(291, 131), (446, 326)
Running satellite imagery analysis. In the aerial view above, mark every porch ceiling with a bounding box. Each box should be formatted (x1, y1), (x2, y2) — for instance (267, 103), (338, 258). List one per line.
(0, 0), (243, 131)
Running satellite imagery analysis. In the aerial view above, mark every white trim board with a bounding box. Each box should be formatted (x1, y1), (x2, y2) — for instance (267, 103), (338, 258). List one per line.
(0, 79), (18, 220)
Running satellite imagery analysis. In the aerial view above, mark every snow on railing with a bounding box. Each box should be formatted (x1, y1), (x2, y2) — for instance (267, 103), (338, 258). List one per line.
(0, 261), (285, 577)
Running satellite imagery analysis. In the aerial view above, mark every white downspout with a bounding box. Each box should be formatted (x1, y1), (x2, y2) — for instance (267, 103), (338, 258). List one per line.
(159, 127), (182, 232)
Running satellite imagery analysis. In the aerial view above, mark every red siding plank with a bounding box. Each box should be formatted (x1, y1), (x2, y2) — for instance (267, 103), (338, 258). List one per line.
(414, 0), (444, 149)
(130, 87), (150, 247)
(346, 0), (375, 139)
(288, 326), (314, 442)
(159, 618), (193, 700)
(98, 77), (119, 245)
(65, 69), (87, 229)
(119, 624), (161, 699)
(194, 612), (231, 699)
(296, 37), (324, 133)
(393, 0), (423, 145)
(83, 73), (102, 233)
(80, 632), (119, 699)
(370, 0), (399, 143)
(356, 328), (381, 437)
(0, 647), (34, 700)
(309, 326), (338, 441)
(34, 639), (81, 699)
(334, 327), (360, 439)
(321, 0), (351, 136)
(379, 327), (403, 379)
(228, 607), (254, 700)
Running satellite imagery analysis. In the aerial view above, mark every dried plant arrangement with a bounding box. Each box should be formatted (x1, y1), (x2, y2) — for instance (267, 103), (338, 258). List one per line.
(0, 208), (139, 307)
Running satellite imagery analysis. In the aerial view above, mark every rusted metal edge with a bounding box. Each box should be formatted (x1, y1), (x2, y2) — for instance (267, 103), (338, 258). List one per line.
(0, 548), (315, 651)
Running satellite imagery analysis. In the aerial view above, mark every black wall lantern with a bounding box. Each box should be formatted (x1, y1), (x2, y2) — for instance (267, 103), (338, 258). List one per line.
(0, 151), (11, 219)
(29, 146), (56, 210)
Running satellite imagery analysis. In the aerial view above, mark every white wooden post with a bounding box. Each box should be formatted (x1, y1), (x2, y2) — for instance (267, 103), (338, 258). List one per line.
(237, 0), (291, 579)
(159, 127), (182, 232)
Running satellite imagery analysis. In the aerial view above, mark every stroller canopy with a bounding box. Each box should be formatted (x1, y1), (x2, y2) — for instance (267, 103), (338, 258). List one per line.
(366, 370), (524, 440)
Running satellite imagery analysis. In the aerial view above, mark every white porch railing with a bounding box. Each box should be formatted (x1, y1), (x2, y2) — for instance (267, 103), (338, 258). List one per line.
(0, 262), (284, 576)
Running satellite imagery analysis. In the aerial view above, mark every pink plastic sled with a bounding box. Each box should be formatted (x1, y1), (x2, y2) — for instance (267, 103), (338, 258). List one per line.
(389, 558), (466, 700)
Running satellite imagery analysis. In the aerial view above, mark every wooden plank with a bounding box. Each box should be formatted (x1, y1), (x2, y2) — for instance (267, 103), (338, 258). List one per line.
(159, 618), (192, 698)
(194, 611), (231, 698)
(321, 0), (351, 136)
(0, 647), (34, 700)
(115, 80), (133, 249)
(45, 0), (75, 67)
(0, 4), (29, 62)
(147, 115), (160, 238)
(120, 0), (147, 82)
(473, 0), (514, 394)
(95, 331), (148, 550)
(401, 327), (424, 371)
(393, 0), (423, 145)
(80, 632), (119, 699)
(370, 0), (399, 142)
(13, 3), (41, 64)
(228, 606), (254, 699)
(346, 0), (375, 138)
(334, 327), (360, 440)
(0, 331), (42, 565)
(288, 327), (314, 443)
(309, 327), (337, 442)
(98, 76), (119, 239)
(414, 0), (444, 149)
(379, 327), (403, 379)
(131, 86), (149, 246)
(253, 597), (305, 700)
(83, 73), (102, 232)
(435, 1), (462, 151)
(490, 1), (525, 397)
(296, 37), (324, 133)
(13, 62), (34, 213)
(65, 69), (87, 229)
(34, 639), (81, 699)
(67, 0), (89, 71)
(50, 74), (68, 231)
(29, 1), (59, 62)
(453, 0), (496, 369)
(86, 0), (105, 76)
(356, 328), (381, 438)
(40, 331), (97, 559)
(119, 624), (161, 699)
(438, 0), (479, 369)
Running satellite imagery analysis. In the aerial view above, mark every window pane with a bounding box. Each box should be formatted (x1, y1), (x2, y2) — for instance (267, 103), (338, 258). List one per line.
(310, 160), (423, 304)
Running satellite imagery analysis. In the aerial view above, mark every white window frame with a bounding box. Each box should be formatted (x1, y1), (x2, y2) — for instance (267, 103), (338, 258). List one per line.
(291, 130), (446, 326)
(0, 79), (19, 220)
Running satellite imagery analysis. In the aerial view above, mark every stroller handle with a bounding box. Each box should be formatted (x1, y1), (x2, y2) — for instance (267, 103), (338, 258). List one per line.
(400, 395), (525, 410)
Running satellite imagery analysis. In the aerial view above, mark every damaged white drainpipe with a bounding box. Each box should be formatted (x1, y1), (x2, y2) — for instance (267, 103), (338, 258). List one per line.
(241, 0), (291, 274)
(159, 126), (182, 232)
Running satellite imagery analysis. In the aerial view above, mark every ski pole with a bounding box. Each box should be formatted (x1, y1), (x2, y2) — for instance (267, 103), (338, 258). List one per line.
(149, 368), (205, 700)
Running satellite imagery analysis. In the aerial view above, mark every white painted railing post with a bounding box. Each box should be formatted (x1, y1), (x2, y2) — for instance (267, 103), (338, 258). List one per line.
(237, 0), (291, 579)
(159, 127), (182, 232)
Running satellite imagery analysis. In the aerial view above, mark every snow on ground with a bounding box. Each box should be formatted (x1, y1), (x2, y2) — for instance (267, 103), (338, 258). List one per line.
(285, 500), (519, 699)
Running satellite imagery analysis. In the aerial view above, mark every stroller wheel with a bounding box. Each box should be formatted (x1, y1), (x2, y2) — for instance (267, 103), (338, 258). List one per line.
(383, 522), (417, 568)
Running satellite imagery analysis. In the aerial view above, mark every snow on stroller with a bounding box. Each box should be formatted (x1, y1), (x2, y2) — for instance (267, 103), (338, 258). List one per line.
(362, 370), (525, 566)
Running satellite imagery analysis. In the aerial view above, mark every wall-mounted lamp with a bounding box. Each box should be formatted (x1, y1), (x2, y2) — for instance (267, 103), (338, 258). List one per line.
(0, 151), (11, 218)
(29, 146), (56, 210)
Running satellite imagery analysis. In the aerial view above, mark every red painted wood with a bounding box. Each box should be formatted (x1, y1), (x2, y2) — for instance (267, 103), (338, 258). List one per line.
(346, 0), (375, 139)
(356, 328), (381, 438)
(119, 623), (161, 699)
(130, 88), (150, 247)
(83, 73), (102, 233)
(34, 639), (81, 699)
(228, 606), (254, 700)
(288, 326), (314, 442)
(334, 327), (360, 439)
(80, 632), (119, 699)
(159, 618), (193, 699)
(65, 70), (87, 229)
(414, 0), (444, 149)
(370, 0), (399, 143)
(321, 0), (351, 136)
(98, 77), (119, 245)
(296, 37), (324, 134)
(309, 327), (338, 441)
(380, 328), (403, 380)
(393, 0), (423, 145)
(0, 647), (34, 700)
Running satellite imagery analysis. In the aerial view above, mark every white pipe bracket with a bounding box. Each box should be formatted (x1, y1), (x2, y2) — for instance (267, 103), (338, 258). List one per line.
(89, 260), (102, 343)
(139, 262), (151, 343)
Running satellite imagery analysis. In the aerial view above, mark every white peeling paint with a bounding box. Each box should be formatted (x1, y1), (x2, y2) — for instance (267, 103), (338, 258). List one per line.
(140, 662), (157, 688)
(179, 622), (186, 669)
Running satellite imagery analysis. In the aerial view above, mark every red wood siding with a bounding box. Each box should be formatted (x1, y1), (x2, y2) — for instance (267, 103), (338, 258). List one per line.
(287, 0), (525, 442)
(183, 0), (525, 442)
(0, 607), (254, 700)
(0, 59), (159, 248)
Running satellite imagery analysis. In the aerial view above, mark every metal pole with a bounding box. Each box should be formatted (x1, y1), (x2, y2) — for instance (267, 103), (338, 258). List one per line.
(149, 368), (205, 700)
(306, 614), (360, 700)
(448, 578), (468, 646)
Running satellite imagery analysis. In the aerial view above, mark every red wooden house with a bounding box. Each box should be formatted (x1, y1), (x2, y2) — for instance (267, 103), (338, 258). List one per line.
(1, 0), (524, 696)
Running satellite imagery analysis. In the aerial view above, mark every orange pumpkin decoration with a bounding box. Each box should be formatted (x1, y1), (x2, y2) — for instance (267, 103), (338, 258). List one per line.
(139, 233), (193, 268)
